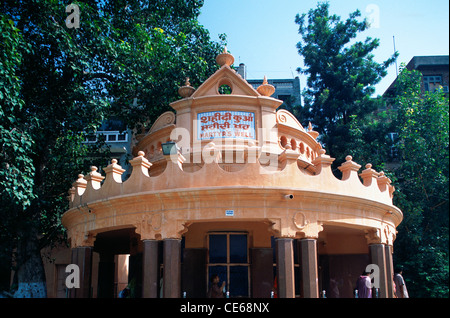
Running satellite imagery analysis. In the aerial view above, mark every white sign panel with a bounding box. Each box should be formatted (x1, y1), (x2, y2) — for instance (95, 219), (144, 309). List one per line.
(197, 111), (255, 140)
(225, 210), (234, 216)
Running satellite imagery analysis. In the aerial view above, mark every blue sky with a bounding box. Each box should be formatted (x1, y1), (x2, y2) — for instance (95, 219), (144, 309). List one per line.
(198, 0), (449, 97)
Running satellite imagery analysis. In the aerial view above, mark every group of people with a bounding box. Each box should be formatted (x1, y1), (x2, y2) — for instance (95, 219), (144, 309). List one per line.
(207, 267), (409, 299)
(356, 267), (409, 298)
(118, 267), (409, 298)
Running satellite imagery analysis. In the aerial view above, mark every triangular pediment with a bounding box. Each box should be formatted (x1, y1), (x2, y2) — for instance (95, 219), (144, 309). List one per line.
(191, 65), (261, 98)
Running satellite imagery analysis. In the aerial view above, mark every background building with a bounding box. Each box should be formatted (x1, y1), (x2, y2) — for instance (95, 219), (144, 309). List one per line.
(84, 118), (131, 164)
(384, 55), (449, 96)
(383, 55), (449, 164)
(235, 63), (302, 109)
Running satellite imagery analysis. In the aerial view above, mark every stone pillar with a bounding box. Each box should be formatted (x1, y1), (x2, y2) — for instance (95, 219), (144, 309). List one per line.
(369, 244), (388, 298)
(275, 238), (295, 298)
(70, 246), (93, 298)
(385, 245), (394, 298)
(299, 239), (319, 298)
(163, 239), (181, 298)
(142, 240), (159, 298)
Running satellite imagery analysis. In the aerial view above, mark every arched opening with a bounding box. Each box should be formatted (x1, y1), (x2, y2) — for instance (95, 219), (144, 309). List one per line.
(218, 84), (232, 94)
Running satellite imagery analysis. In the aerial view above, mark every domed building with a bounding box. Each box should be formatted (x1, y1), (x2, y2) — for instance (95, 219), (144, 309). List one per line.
(62, 49), (402, 298)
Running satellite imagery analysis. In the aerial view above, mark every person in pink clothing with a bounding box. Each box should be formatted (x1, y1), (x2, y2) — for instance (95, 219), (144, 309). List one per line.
(356, 270), (372, 298)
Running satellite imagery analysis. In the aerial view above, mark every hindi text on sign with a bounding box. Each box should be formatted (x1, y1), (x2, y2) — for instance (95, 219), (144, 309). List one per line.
(198, 111), (255, 140)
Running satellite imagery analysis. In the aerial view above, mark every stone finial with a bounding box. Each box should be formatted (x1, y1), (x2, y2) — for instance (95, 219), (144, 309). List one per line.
(216, 46), (234, 67)
(338, 155), (362, 181)
(129, 151), (152, 178)
(311, 148), (335, 175)
(307, 121), (319, 139)
(67, 187), (76, 203)
(359, 163), (379, 187)
(178, 77), (195, 98)
(256, 75), (275, 96)
(72, 173), (87, 196)
(377, 171), (392, 193)
(103, 158), (126, 183)
(85, 166), (105, 190)
(87, 166), (103, 180)
(88, 166), (102, 179)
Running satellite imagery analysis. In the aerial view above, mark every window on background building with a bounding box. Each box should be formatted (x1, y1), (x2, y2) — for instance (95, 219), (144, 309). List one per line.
(423, 75), (443, 92)
(276, 82), (293, 89)
(388, 132), (399, 160)
(83, 117), (129, 144)
(208, 233), (249, 297)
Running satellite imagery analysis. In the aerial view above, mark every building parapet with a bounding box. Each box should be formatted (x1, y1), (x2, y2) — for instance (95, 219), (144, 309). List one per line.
(67, 144), (396, 214)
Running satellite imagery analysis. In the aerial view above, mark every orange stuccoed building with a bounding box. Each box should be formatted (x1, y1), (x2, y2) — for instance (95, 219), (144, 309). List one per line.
(60, 49), (402, 298)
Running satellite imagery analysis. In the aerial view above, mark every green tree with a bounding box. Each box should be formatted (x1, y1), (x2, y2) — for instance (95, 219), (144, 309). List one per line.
(0, 14), (34, 294)
(391, 65), (449, 297)
(295, 2), (397, 170)
(100, 0), (225, 129)
(0, 0), (223, 297)
(345, 97), (399, 171)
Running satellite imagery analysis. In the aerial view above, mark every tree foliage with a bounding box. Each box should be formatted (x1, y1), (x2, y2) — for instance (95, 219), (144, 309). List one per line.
(0, 14), (34, 293)
(295, 2), (397, 169)
(391, 65), (449, 298)
(295, 2), (448, 298)
(0, 0), (223, 297)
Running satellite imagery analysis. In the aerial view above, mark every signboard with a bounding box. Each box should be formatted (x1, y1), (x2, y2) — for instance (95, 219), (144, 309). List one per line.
(197, 111), (255, 140)
(225, 210), (234, 216)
